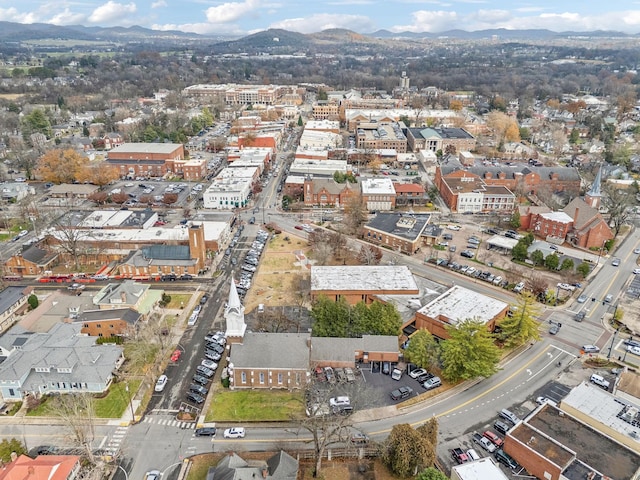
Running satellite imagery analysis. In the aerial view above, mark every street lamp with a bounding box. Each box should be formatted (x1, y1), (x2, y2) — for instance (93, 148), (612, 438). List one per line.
(607, 326), (620, 360)
(597, 239), (607, 264)
(116, 465), (129, 480)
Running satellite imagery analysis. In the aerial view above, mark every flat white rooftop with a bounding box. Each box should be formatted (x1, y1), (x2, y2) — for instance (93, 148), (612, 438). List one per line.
(417, 285), (508, 325)
(361, 177), (396, 195)
(451, 457), (509, 480)
(540, 211), (574, 223)
(562, 381), (640, 444)
(110, 143), (181, 154)
(311, 265), (418, 293)
(50, 226), (188, 243)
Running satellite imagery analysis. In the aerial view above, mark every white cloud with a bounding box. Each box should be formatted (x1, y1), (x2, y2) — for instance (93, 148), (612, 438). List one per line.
(88, 1), (137, 24)
(152, 22), (246, 35)
(205, 0), (261, 24)
(0, 7), (37, 23)
(151, 0), (167, 8)
(390, 8), (640, 33)
(391, 10), (458, 32)
(269, 13), (376, 33)
(48, 8), (86, 25)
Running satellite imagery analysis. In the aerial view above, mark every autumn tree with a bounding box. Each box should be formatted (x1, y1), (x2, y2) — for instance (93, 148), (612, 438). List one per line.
(382, 423), (436, 477)
(440, 319), (501, 382)
(497, 292), (541, 347)
(76, 163), (119, 187)
(88, 191), (109, 205)
(486, 110), (520, 146)
(111, 192), (128, 204)
(163, 193), (178, 205)
(403, 329), (440, 371)
(37, 149), (87, 184)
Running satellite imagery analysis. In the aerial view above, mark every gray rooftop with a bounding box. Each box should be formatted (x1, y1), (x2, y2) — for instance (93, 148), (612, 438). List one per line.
(77, 308), (141, 325)
(0, 287), (27, 315)
(365, 213), (431, 242)
(93, 280), (149, 306)
(230, 333), (310, 370)
(109, 142), (183, 155)
(311, 265), (418, 293)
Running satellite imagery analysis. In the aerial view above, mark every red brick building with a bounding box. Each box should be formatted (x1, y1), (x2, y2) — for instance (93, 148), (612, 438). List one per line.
(303, 178), (360, 208)
(393, 182), (427, 206)
(563, 198), (613, 249)
(436, 164), (581, 201)
(106, 143), (191, 179)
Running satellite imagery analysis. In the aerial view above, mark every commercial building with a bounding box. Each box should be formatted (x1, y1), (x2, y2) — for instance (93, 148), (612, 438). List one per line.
(105, 143), (207, 179)
(355, 122), (407, 153)
(310, 265), (419, 304)
(362, 213), (432, 255)
(404, 285), (509, 340)
(406, 127), (476, 153)
(504, 386), (640, 480)
(303, 177), (360, 208)
(360, 177), (397, 211)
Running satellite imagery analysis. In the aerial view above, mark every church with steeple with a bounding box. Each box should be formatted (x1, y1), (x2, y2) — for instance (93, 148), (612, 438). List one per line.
(224, 278), (246, 343)
(584, 164), (603, 210)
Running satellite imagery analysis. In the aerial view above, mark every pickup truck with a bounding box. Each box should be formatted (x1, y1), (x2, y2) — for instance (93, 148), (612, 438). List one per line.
(450, 447), (469, 464)
(472, 432), (496, 453)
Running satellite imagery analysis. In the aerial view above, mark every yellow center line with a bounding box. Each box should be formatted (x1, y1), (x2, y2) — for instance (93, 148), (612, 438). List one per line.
(366, 345), (552, 435)
(586, 270), (619, 319)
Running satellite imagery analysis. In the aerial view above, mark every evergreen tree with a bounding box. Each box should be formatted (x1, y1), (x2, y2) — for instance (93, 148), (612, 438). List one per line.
(497, 292), (541, 347)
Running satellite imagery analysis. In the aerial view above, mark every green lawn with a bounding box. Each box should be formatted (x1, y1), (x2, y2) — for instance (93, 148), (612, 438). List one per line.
(165, 294), (193, 309)
(206, 389), (305, 422)
(26, 380), (142, 418)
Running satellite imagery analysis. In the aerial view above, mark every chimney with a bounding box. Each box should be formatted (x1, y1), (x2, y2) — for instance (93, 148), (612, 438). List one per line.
(10, 453), (17, 463)
(262, 467), (268, 478)
(121, 291), (127, 303)
(574, 207), (579, 225)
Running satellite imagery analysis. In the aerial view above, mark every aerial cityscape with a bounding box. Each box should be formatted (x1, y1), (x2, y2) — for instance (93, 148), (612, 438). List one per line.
(0, 11), (639, 480)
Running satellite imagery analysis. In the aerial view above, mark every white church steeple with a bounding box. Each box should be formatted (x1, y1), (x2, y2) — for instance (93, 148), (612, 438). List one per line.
(224, 278), (246, 341)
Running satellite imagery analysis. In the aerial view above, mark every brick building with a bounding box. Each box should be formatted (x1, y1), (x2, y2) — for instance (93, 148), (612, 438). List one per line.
(436, 163), (581, 202)
(362, 213), (432, 255)
(402, 285), (509, 340)
(355, 122), (407, 153)
(393, 182), (427, 206)
(312, 102), (340, 120)
(107, 143), (197, 179)
(563, 198), (613, 249)
(310, 265), (419, 304)
(361, 177), (397, 211)
(76, 308), (141, 337)
(303, 177), (360, 208)
(434, 170), (516, 213)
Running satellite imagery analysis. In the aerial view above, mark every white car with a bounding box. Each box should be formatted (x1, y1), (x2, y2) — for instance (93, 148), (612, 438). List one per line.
(635, 248), (640, 254)
(626, 345), (640, 356)
(447, 225), (461, 231)
(557, 283), (576, 291)
(408, 368), (428, 379)
(223, 427), (245, 439)
(329, 396), (351, 407)
(201, 359), (218, 370)
(154, 375), (168, 392)
(634, 268), (640, 275)
(535, 396), (558, 407)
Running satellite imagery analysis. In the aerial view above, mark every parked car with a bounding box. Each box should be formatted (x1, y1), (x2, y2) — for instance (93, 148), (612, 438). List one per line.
(493, 420), (510, 435)
(200, 295), (209, 305)
(344, 367), (356, 382)
(192, 374), (209, 385)
(499, 409), (520, 425)
(460, 250), (474, 258)
(472, 433), (496, 453)
(494, 449), (519, 469)
(154, 375), (168, 392)
(201, 359), (218, 370)
(390, 386), (413, 400)
(223, 427), (245, 438)
(422, 376), (442, 390)
(450, 447), (469, 464)
(189, 384), (208, 396)
(408, 368), (428, 379)
(324, 367), (336, 384)
(196, 365), (215, 378)
(170, 349), (182, 362)
(186, 392), (205, 404)
(582, 344), (600, 353)
(482, 430), (503, 447)
(350, 433), (369, 445)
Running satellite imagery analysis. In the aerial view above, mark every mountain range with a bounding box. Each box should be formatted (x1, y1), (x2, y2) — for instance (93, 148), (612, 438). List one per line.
(0, 21), (633, 46)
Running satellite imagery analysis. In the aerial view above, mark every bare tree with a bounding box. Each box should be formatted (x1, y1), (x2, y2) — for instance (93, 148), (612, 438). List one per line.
(51, 394), (96, 462)
(50, 215), (95, 271)
(255, 309), (296, 333)
(602, 183), (632, 237)
(312, 243), (333, 266)
(358, 244), (382, 265)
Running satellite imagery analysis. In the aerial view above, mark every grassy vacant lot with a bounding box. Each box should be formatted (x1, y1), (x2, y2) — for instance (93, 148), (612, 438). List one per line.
(165, 294), (193, 309)
(26, 379), (142, 418)
(205, 389), (304, 422)
(244, 233), (311, 313)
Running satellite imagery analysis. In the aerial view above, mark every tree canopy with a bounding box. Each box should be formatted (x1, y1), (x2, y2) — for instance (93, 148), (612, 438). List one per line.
(440, 319), (501, 382)
(497, 292), (541, 347)
(36, 149), (88, 184)
(0, 438), (26, 462)
(311, 296), (401, 338)
(403, 329), (440, 371)
(382, 423), (436, 477)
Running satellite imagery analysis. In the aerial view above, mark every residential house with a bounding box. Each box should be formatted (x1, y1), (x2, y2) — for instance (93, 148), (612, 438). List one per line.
(0, 286), (31, 335)
(103, 132), (124, 150)
(206, 451), (297, 480)
(92, 280), (161, 315)
(0, 455), (81, 480)
(48, 184), (100, 199)
(0, 322), (124, 400)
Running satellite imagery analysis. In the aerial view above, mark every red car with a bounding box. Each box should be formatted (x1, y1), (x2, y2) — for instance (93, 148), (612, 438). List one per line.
(154, 221), (166, 226)
(170, 349), (182, 362)
(483, 430), (503, 447)
(294, 225), (303, 230)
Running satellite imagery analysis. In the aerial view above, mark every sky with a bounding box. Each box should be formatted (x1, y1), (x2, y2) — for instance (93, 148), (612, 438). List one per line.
(2, 0), (640, 37)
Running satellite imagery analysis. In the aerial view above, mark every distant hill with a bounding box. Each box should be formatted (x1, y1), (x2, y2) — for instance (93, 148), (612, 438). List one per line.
(369, 27), (633, 40)
(213, 28), (311, 52)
